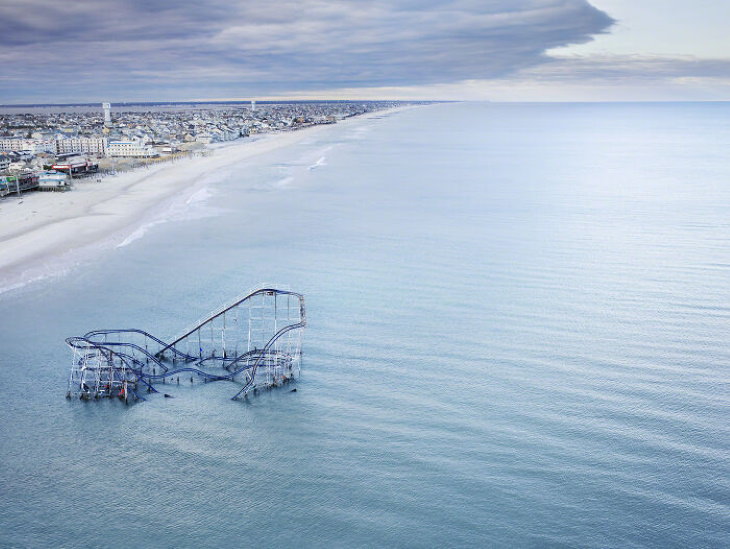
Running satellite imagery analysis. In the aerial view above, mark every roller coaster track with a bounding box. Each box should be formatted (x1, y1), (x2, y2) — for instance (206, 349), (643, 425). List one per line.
(65, 287), (305, 403)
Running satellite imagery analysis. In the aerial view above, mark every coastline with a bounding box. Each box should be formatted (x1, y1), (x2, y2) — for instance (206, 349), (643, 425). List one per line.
(0, 107), (410, 294)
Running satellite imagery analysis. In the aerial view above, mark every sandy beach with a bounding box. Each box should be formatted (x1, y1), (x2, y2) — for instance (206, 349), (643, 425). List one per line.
(0, 108), (411, 293)
(0, 123), (327, 293)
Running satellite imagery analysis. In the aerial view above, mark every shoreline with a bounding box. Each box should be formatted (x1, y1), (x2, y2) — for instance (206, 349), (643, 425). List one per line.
(0, 107), (411, 294)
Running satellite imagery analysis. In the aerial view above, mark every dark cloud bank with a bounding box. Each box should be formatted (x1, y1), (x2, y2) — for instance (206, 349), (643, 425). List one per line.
(0, 0), (613, 102)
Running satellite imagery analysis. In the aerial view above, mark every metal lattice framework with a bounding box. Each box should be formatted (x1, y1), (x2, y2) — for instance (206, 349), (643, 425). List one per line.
(65, 288), (305, 403)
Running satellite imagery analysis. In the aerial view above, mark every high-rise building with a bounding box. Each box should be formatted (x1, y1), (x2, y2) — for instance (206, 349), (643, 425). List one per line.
(55, 136), (108, 156)
(102, 102), (111, 125)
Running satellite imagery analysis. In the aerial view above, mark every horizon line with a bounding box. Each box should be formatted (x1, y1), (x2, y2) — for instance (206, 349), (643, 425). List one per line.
(3, 99), (730, 108)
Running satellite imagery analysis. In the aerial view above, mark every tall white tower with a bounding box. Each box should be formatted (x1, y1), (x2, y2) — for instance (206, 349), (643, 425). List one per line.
(102, 102), (111, 125)
(251, 100), (256, 112)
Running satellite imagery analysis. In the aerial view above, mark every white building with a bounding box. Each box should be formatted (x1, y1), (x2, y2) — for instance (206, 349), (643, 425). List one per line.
(55, 136), (108, 156)
(7, 161), (27, 172)
(0, 138), (55, 154)
(39, 171), (71, 190)
(0, 156), (9, 172)
(107, 140), (157, 157)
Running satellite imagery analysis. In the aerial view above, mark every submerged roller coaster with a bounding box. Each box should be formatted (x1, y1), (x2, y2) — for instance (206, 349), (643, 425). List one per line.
(65, 287), (305, 403)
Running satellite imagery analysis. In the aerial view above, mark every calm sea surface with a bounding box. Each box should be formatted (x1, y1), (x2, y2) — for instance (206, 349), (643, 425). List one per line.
(0, 103), (728, 547)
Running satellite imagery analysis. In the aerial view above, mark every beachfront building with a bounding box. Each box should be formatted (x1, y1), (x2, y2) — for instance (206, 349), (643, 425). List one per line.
(55, 136), (108, 157)
(50, 156), (99, 176)
(0, 138), (56, 154)
(38, 171), (71, 191)
(107, 140), (157, 157)
(0, 172), (39, 194)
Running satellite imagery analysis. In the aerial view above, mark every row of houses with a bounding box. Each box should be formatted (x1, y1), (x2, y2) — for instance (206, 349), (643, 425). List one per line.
(0, 137), (156, 157)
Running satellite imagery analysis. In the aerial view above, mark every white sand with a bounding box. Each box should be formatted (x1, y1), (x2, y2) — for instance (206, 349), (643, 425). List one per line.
(0, 125), (331, 291)
(0, 107), (412, 292)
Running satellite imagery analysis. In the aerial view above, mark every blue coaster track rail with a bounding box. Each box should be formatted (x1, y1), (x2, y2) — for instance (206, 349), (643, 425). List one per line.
(65, 287), (305, 403)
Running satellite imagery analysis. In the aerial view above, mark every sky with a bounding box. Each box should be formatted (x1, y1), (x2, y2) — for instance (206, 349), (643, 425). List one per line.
(0, 0), (728, 103)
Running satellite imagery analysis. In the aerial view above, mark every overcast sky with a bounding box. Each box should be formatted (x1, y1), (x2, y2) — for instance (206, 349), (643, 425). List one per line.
(1, 0), (728, 103)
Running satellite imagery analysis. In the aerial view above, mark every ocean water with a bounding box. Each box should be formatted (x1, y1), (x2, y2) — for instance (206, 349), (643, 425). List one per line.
(0, 103), (728, 547)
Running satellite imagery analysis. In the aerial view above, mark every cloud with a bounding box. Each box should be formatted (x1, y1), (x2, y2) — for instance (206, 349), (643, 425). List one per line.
(526, 54), (730, 81)
(0, 0), (614, 102)
(260, 54), (730, 102)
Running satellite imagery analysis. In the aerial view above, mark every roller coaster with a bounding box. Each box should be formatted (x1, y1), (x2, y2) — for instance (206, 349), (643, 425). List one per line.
(65, 287), (305, 403)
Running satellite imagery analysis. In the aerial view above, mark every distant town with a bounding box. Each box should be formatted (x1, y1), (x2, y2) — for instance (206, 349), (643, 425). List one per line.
(0, 100), (414, 196)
